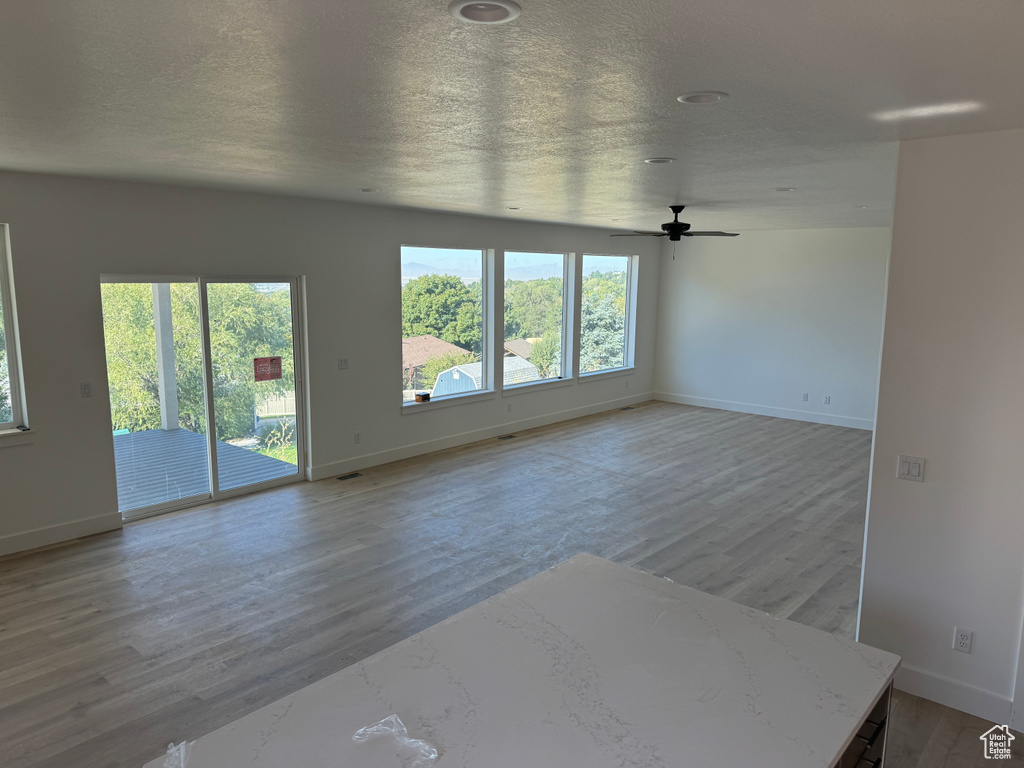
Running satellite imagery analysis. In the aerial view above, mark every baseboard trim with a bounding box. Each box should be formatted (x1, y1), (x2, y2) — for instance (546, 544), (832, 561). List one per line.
(311, 392), (653, 481)
(0, 512), (123, 557)
(895, 664), (1012, 724)
(652, 392), (874, 431)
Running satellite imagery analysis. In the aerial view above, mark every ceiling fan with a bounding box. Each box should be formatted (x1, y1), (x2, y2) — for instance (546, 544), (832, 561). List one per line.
(610, 205), (739, 241)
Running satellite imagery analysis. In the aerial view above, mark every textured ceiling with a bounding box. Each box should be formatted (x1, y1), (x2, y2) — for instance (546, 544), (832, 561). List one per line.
(0, 0), (1021, 231)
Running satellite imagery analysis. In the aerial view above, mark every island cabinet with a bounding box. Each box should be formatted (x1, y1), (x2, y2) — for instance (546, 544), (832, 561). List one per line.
(839, 684), (892, 767)
(144, 554), (901, 768)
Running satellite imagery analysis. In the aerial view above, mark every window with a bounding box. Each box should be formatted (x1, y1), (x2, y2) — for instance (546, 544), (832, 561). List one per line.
(580, 254), (634, 374)
(0, 227), (24, 430)
(401, 246), (486, 402)
(503, 251), (567, 387)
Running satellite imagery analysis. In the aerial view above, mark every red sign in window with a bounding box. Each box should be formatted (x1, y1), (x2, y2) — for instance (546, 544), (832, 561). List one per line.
(254, 356), (283, 382)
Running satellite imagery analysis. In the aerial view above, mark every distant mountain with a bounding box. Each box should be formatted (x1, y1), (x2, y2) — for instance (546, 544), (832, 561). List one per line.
(401, 262), (445, 277)
(401, 262), (479, 279)
(505, 263), (563, 281)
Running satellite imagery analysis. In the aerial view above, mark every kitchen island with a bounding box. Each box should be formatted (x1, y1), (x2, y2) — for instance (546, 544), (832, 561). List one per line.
(144, 553), (899, 767)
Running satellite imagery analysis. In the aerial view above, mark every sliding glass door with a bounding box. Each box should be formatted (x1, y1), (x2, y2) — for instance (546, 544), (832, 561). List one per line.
(205, 281), (301, 491)
(100, 277), (304, 520)
(101, 282), (211, 514)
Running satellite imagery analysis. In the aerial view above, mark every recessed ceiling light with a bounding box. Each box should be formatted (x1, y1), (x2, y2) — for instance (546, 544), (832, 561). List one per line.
(773, 187), (797, 192)
(677, 91), (730, 105)
(872, 101), (982, 122)
(644, 157), (677, 164)
(853, 205), (869, 209)
(358, 188), (378, 193)
(448, 0), (521, 24)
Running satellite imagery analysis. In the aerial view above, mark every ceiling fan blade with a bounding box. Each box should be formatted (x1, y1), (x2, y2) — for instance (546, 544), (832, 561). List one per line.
(609, 231), (666, 237)
(681, 231), (740, 237)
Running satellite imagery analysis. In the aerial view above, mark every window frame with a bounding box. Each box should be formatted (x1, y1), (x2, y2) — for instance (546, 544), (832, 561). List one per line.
(0, 225), (26, 432)
(400, 245), (492, 409)
(577, 252), (638, 379)
(500, 250), (574, 392)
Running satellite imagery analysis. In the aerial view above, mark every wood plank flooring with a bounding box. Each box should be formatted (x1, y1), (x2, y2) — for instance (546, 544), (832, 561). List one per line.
(0, 401), (1014, 766)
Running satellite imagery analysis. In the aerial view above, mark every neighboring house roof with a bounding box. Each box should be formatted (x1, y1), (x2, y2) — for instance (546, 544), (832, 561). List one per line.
(402, 335), (467, 369)
(504, 338), (533, 360)
(439, 355), (540, 389)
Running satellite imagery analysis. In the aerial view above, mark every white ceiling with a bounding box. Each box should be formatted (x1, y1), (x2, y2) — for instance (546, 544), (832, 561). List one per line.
(0, 0), (1021, 232)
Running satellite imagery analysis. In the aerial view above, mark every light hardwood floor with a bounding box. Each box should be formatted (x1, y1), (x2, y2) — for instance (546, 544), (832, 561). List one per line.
(0, 401), (1016, 766)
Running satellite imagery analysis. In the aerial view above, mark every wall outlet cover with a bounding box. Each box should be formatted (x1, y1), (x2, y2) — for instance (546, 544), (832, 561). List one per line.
(953, 626), (973, 653)
(897, 455), (926, 482)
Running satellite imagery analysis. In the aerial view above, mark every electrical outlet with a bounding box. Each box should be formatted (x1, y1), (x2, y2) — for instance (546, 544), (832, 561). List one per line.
(338, 358), (349, 370)
(953, 626), (973, 654)
(80, 382), (92, 398)
(801, 392), (809, 402)
(823, 394), (831, 405)
(353, 432), (361, 444)
(625, 379), (630, 390)
(506, 402), (512, 413)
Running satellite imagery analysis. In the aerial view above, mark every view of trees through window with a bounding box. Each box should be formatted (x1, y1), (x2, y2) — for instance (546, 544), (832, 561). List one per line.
(401, 247), (484, 401)
(402, 248), (633, 399)
(100, 282), (297, 463)
(0, 286), (10, 424)
(503, 251), (564, 386)
(580, 255), (630, 373)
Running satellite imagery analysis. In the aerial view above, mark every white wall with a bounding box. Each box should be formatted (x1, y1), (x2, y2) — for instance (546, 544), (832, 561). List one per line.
(859, 127), (1024, 724)
(653, 228), (891, 429)
(0, 171), (660, 555)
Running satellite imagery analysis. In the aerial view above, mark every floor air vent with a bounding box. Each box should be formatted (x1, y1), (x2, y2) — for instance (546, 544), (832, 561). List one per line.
(497, 434), (517, 440)
(620, 407), (634, 411)
(337, 472), (363, 481)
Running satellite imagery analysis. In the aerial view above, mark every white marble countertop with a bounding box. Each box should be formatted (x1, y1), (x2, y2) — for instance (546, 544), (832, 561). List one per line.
(144, 553), (900, 768)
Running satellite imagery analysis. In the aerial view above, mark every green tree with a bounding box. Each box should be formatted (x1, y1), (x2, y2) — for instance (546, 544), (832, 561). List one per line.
(100, 283), (294, 441)
(207, 283), (294, 439)
(580, 295), (625, 373)
(582, 270), (627, 313)
(530, 329), (561, 378)
(418, 350), (477, 392)
(402, 274), (482, 354)
(504, 277), (562, 340)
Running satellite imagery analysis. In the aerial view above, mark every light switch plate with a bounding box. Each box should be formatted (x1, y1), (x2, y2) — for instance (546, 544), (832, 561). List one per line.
(897, 455), (925, 482)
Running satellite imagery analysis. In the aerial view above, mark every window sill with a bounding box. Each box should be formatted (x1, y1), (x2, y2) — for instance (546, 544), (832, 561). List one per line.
(502, 377), (574, 397)
(578, 366), (635, 382)
(401, 390), (497, 414)
(0, 428), (34, 448)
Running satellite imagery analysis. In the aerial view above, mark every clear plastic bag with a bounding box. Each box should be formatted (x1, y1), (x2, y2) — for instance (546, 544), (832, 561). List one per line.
(162, 741), (194, 768)
(352, 714), (439, 767)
